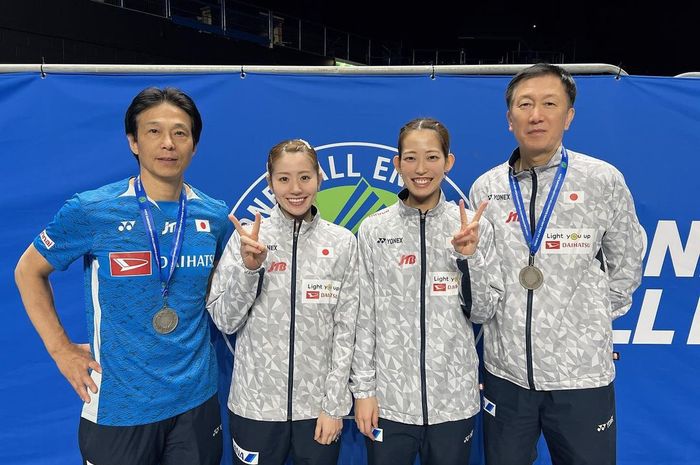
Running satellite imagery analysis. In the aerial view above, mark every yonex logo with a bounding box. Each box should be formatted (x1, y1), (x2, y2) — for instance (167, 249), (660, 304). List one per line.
(596, 415), (614, 432)
(118, 220), (136, 232)
(268, 261), (287, 272)
(463, 429), (474, 443)
(109, 252), (152, 277)
(377, 237), (403, 244)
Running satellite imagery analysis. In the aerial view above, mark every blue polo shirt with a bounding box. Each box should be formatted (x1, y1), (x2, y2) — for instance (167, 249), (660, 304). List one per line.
(34, 178), (229, 426)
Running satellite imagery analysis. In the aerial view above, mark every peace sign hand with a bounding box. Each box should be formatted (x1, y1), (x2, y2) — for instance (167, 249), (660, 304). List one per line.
(451, 200), (488, 256)
(230, 212), (268, 270)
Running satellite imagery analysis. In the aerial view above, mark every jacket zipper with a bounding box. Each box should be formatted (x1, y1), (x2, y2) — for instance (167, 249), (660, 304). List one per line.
(419, 211), (429, 425)
(526, 168), (537, 390)
(287, 220), (300, 420)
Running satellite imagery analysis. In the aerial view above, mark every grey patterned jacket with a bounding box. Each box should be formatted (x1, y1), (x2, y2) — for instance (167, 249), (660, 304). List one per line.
(207, 205), (359, 421)
(469, 146), (644, 391)
(350, 190), (503, 425)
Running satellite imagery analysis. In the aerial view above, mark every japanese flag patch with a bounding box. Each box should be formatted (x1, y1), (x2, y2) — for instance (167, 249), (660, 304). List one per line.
(318, 246), (334, 258)
(562, 191), (585, 203)
(195, 219), (211, 232)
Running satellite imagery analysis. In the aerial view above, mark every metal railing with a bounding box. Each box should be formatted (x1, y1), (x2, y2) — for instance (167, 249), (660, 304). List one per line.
(0, 63), (629, 76)
(90, 0), (576, 66)
(91, 0), (392, 64)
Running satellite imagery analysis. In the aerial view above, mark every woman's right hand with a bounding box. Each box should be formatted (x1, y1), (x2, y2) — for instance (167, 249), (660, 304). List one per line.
(230, 212), (267, 270)
(354, 396), (379, 439)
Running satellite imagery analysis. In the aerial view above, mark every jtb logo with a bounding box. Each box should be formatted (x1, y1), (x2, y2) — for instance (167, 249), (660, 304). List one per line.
(505, 211), (519, 223)
(399, 254), (416, 266)
(268, 261), (287, 272)
(161, 221), (176, 235)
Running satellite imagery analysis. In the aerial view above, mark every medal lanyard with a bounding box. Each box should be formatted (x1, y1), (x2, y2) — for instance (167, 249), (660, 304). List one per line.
(508, 147), (568, 257)
(134, 176), (188, 303)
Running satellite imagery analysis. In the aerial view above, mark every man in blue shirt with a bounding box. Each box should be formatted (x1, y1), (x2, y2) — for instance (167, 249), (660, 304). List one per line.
(15, 87), (229, 465)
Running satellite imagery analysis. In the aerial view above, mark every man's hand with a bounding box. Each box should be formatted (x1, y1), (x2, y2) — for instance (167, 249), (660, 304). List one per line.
(51, 342), (102, 403)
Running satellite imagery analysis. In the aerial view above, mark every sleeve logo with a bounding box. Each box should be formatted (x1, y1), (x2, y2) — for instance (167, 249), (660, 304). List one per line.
(39, 230), (55, 250)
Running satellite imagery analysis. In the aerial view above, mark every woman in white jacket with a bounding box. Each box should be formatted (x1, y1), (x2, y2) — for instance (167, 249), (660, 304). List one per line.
(351, 118), (502, 465)
(207, 139), (359, 465)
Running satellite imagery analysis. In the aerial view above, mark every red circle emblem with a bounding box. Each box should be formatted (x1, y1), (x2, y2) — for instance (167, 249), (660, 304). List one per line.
(569, 193), (578, 201)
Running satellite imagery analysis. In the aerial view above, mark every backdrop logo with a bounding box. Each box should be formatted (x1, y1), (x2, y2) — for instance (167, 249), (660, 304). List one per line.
(231, 142), (468, 233)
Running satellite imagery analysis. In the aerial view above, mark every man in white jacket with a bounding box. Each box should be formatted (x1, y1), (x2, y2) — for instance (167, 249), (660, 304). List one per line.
(470, 63), (644, 465)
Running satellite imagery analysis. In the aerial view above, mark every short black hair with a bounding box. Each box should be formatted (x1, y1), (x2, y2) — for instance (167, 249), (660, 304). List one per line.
(505, 63), (577, 109)
(124, 87), (203, 159)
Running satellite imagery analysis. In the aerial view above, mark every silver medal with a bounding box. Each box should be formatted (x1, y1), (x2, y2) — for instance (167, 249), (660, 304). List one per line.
(519, 265), (544, 290)
(153, 306), (179, 334)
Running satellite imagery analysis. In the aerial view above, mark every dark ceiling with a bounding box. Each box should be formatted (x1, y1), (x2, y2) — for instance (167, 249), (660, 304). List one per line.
(253, 0), (700, 76)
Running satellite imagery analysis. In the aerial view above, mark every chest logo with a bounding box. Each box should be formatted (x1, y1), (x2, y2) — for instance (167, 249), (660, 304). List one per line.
(109, 251), (152, 277)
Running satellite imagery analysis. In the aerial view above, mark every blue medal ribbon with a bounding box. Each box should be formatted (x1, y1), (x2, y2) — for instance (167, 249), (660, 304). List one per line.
(134, 176), (188, 302)
(508, 147), (568, 256)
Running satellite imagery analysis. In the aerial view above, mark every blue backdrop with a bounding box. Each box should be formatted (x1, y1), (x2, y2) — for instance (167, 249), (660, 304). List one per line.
(0, 71), (698, 465)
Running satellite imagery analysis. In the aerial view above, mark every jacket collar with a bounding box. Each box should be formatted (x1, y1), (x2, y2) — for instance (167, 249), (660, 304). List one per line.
(396, 188), (448, 218)
(508, 145), (564, 179)
(117, 177), (200, 206)
(268, 203), (320, 235)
